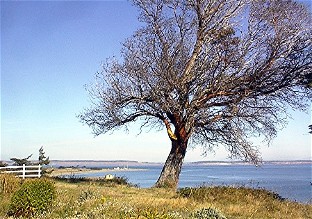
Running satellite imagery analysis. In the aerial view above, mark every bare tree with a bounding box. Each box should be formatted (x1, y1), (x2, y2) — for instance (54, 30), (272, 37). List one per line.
(79, 0), (312, 188)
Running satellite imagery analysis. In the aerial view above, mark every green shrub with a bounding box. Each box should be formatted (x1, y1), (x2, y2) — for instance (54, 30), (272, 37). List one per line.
(138, 208), (175, 219)
(120, 207), (177, 219)
(192, 208), (227, 219)
(177, 186), (285, 203)
(177, 187), (194, 198)
(79, 189), (96, 202)
(53, 175), (137, 187)
(8, 179), (56, 217)
(53, 175), (89, 183)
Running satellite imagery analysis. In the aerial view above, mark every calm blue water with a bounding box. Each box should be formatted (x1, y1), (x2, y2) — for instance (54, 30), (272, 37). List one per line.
(63, 164), (312, 203)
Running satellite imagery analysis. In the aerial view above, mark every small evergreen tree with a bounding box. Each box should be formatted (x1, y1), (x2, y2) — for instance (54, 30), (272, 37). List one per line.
(38, 146), (50, 166)
(10, 154), (32, 166)
(38, 146), (50, 175)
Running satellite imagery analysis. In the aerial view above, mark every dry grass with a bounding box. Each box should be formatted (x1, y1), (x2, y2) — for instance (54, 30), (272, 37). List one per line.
(0, 173), (23, 215)
(0, 176), (311, 218)
(177, 186), (312, 219)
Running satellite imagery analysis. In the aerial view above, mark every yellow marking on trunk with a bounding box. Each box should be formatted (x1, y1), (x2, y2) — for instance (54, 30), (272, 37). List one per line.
(167, 129), (178, 140)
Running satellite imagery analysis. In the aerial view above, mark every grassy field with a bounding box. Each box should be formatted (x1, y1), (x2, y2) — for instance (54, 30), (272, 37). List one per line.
(0, 175), (311, 218)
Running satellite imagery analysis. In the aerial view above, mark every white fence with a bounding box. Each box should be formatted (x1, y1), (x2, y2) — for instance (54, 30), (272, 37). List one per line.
(0, 164), (41, 179)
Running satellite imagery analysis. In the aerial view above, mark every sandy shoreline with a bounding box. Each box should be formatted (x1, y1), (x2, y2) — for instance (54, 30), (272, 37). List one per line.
(48, 167), (147, 177)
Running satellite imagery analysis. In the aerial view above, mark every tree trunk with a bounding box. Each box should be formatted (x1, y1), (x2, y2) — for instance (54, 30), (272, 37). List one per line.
(155, 140), (187, 189)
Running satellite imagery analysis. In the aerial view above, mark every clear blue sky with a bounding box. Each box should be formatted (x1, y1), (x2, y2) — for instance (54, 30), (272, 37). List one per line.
(1, 1), (311, 162)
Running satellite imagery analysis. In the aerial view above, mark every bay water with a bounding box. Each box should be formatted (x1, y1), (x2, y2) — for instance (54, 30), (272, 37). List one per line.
(63, 163), (311, 203)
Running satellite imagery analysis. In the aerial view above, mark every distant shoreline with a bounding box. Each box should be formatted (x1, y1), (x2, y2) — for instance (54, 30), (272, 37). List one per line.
(3, 159), (311, 168)
(47, 159), (312, 167)
(48, 167), (147, 177)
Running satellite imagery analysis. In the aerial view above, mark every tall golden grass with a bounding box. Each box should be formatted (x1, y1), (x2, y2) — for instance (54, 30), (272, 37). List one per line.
(0, 175), (311, 218)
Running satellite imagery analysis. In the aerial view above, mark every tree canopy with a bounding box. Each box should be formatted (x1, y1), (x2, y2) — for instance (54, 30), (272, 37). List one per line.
(38, 146), (50, 166)
(10, 154), (33, 166)
(79, 0), (312, 188)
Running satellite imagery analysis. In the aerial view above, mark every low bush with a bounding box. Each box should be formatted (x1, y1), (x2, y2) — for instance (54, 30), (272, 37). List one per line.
(177, 186), (285, 203)
(79, 189), (97, 202)
(192, 207), (227, 219)
(53, 175), (137, 187)
(7, 179), (56, 217)
(119, 207), (177, 219)
(53, 175), (89, 183)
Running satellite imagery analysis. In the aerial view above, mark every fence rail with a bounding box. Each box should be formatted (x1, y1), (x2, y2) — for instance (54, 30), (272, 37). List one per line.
(0, 164), (41, 179)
